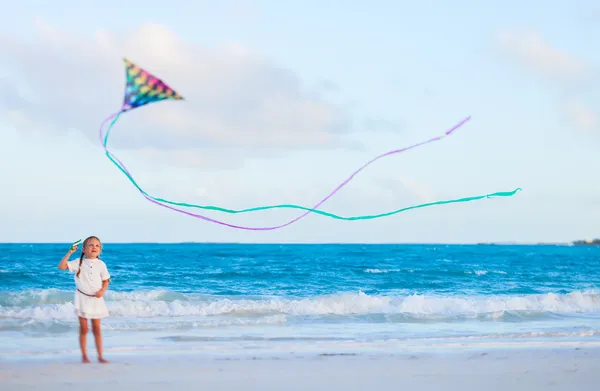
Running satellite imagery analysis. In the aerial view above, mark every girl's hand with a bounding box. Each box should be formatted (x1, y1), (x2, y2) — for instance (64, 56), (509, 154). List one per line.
(69, 240), (81, 253)
(95, 290), (105, 298)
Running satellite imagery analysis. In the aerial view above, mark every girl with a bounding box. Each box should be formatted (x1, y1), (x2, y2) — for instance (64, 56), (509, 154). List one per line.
(58, 236), (111, 363)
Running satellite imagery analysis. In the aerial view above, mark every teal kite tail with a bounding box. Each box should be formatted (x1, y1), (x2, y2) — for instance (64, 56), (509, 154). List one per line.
(101, 112), (521, 225)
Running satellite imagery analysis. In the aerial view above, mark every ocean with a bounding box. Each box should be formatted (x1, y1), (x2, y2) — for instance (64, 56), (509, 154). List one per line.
(1, 243), (600, 360)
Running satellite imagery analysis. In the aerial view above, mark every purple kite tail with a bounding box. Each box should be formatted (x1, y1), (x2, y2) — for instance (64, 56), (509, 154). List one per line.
(99, 114), (471, 230)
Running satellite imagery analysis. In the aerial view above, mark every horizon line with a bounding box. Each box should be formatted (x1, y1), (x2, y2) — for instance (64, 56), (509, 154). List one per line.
(0, 240), (586, 246)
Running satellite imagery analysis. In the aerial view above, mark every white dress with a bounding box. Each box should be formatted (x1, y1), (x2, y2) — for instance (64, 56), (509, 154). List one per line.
(67, 257), (111, 319)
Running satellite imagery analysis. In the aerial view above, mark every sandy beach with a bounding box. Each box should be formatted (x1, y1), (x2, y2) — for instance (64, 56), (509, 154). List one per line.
(2, 345), (599, 391)
(3, 244), (600, 390)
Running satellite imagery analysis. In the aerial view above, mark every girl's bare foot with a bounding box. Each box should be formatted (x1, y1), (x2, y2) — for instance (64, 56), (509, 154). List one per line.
(82, 357), (91, 364)
(98, 357), (109, 364)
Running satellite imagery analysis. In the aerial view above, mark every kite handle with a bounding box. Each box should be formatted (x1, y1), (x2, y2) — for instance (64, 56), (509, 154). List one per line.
(70, 239), (82, 251)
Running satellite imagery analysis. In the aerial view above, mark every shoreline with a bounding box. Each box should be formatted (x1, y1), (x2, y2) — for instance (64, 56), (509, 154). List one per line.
(2, 344), (599, 390)
(4, 332), (600, 361)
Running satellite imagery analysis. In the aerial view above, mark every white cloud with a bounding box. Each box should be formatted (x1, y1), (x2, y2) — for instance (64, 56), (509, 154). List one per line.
(564, 100), (599, 133)
(125, 146), (250, 170)
(0, 19), (354, 168)
(375, 176), (439, 204)
(496, 30), (587, 81)
(496, 29), (599, 133)
(362, 117), (404, 133)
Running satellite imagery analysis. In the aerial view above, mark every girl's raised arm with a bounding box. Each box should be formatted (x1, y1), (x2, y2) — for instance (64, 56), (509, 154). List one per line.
(58, 245), (78, 270)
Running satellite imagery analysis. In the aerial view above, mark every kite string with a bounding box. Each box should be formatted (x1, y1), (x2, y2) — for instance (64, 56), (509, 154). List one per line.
(98, 113), (520, 230)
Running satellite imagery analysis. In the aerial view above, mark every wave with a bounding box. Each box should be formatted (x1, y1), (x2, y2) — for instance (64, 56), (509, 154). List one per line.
(2, 289), (600, 322)
(363, 268), (508, 275)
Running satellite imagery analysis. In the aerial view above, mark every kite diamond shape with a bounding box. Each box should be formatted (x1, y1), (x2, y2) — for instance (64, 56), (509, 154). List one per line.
(121, 58), (184, 112)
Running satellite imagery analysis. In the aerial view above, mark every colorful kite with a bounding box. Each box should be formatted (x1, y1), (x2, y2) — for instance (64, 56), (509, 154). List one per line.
(98, 58), (521, 230)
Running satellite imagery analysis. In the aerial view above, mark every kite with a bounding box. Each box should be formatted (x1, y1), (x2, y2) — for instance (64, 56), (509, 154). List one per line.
(97, 58), (521, 230)
(70, 239), (82, 251)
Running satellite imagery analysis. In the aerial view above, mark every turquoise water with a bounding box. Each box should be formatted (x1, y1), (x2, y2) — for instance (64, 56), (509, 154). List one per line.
(1, 243), (600, 359)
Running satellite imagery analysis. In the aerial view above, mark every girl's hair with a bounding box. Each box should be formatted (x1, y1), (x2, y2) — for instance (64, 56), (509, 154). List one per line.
(76, 236), (102, 278)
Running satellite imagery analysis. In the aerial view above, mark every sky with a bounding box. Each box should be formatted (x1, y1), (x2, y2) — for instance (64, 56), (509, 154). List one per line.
(0, 0), (599, 244)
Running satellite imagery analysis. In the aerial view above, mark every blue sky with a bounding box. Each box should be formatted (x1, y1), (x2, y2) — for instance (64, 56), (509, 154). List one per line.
(0, 0), (598, 243)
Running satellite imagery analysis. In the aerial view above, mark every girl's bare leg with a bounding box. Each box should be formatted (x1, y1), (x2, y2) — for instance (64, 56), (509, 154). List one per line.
(78, 317), (90, 363)
(91, 318), (109, 363)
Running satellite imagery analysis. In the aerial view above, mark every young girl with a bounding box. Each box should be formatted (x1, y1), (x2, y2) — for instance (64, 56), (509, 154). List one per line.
(58, 236), (111, 363)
